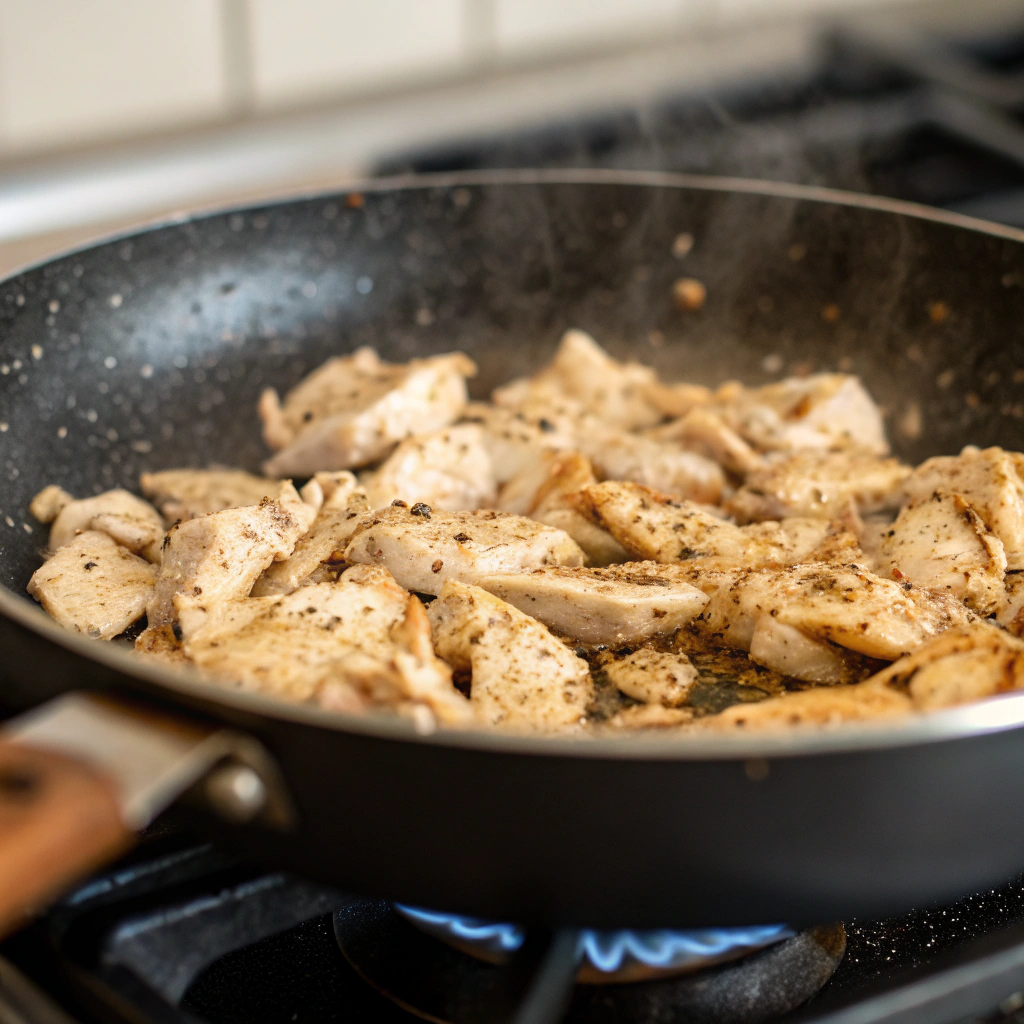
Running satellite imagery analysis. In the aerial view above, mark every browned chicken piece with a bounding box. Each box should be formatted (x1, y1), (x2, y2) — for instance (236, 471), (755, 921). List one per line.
(577, 426), (725, 505)
(748, 616), (876, 685)
(252, 475), (369, 596)
(28, 485), (73, 523)
(597, 647), (698, 706)
(428, 580), (592, 730)
(146, 482), (312, 633)
(362, 424), (497, 511)
(726, 450), (911, 522)
(499, 452), (629, 566)
(998, 572), (1024, 636)
(32, 487), (166, 563)
(477, 563), (708, 645)
(573, 481), (859, 568)
(688, 562), (973, 662)
(28, 530), (156, 640)
(140, 468), (279, 524)
(461, 402), (575, 485)
(901, 447), (1024, 570)
(642, 380), (714, 420)
(646, 407), (766, 477)
(260, 348), (476, 477)
(493, 330), (662, 431)
(185, 566), (473, 726)
(722, 373), (889, 456)
(134, 623), (189, 665)
(866, 623), (1024, 712)
(699, 680), (912, 732)
(880, 492), (1007, 615)
(605, 705), (696, 730)
(343, 504), (584, 597)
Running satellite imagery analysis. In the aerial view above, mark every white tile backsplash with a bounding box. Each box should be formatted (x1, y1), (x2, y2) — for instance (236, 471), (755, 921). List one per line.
(248, 0), (466, 108)
(0, 0), (226, 152)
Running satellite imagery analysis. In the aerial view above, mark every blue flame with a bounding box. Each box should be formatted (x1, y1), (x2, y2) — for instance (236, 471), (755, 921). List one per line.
(395, 905), (794, 975)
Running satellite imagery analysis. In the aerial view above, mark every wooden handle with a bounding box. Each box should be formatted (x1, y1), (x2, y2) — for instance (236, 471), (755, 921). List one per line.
(0, 738), (132, 937)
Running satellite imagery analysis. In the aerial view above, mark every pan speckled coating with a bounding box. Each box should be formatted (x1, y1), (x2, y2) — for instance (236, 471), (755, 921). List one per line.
(2, 170), (1024, 928)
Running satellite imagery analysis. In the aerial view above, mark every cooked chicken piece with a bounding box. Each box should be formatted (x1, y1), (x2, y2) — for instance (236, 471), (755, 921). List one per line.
(597, 647), (698, 706)
(573, 481), (858, 567)
(185, 566), (472, 725)
(29, 485), (73, 523)
(260, 348), (476, 476)
(723, 374), (889, 456)
(726, 450), (910, 522)
(148, 483), (311, 632)
(140, 468), (278, 524)
(134, 622), (188, 665)
(604, 705), (696, 730)
(576, 425), (725, 504)
(689, 562), (972, 661)
(867, 623), (1024, 712)
(343, 504), (584, 597)
(28, 531), (155, 640)
(494, 330), (661, 431)
(901, 447), (1024, 570)
(748, 617), (876, 685)
(477, 563), (708, 646)
(35, 488), (166, 563)
(998, 572), (1024, 636)
(642, 381), (714, 420)
(499, 452), (629, 566)
(880, 492), (1007, 615)
(428, 580), (592, 730)
(855, 512), (892, 572)
(252, 475), (369, 596)
(699, 680), (912, 732)
(362, 424), (496, 511)
(646, 408), (766, 477)
(461, 402), (575, 485)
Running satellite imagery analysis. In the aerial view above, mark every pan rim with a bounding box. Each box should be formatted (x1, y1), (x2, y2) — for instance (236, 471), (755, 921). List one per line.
(4, 166), (1024, 762)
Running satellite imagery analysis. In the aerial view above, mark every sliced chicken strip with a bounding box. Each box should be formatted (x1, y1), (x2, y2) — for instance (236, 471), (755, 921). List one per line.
(39, 488), (165, 563)
(500, 451), (629, 566)
(724, 374), (889, 456)
(29, 485), (73, 523)
(901, 447), (1024, 570)
(646, 408), (766, 477)
(252, 476), (369, 596)
(605, 705), (696, 730)
(577, 426), (725, 505)
(998, 572), (1024, 636)
(461, 402), (574, 485)
(699, 681), (912, 732)
(428, 580), (592, 730)
(140, 468), (278, 524)
(880, 491), (1007, 614)
(597, 647), (698, 706)
(726, 450), (910, 522)
(688, 562), (972, 661)
(642, 380), (714, 420)
(261, 349), (476, 476)
(573, 481), (858, 567)
(866, 623), (1024, 712)
(344, 504), (584, 596)
(748, 617), (878, 685)
(362, 423), (496, 511)
(494, 330), (661, 431)
(185, 566), (472, 725)
(477, 563), (708, 645)
(28, 530), (155, 640)
(147, 483), (312, 632)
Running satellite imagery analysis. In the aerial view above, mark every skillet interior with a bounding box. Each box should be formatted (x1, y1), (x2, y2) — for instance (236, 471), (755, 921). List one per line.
(2, 171), (1024, 926)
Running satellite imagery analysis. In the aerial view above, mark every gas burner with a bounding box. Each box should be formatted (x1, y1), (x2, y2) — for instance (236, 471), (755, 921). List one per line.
(393, 904), (796, 983)
(334, 899), (845, 1024)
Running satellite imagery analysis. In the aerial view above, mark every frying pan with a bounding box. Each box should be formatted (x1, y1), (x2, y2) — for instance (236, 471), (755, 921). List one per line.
(1, 169), (1024, 936)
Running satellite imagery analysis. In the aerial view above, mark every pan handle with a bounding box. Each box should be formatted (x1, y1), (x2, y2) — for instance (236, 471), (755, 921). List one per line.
(0, 737), (131, 937)
(0, 692), (295, 940)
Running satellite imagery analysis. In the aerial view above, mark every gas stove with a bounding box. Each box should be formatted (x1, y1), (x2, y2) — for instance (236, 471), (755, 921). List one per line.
(6, 824), (1024, 1024)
